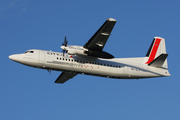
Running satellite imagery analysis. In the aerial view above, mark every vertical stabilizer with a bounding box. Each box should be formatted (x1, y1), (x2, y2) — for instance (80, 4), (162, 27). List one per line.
(145, 37), (168, 69)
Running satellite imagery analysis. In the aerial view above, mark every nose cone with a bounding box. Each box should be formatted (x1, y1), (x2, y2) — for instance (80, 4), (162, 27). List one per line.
(9, 55), (12, 60)
(9, 55), (16, 60)
(9, 54), (24, 63)
(61, 46), (65, 50)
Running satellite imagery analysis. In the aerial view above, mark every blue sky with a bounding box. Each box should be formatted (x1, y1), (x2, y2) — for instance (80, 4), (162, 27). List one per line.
(1, 0), (180, 119)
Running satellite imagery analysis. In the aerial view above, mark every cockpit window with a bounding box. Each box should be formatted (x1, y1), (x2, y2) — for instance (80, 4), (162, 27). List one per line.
(25, 51), (34, 54)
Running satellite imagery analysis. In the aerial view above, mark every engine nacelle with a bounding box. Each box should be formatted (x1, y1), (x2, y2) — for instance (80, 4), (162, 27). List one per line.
(67, 49), (87, 56)
(61, 45), (88, 56)
(61, 45), (114, 58)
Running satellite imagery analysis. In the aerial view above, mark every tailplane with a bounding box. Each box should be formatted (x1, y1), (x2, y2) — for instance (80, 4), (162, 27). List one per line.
(145, 37), (168, 69)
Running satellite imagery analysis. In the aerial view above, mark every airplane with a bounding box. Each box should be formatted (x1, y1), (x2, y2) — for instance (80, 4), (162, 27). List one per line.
(9, 18), (171, 84)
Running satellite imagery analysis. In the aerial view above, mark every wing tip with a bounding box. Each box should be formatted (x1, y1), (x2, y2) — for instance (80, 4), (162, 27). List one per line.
(108, 18), (116, 22)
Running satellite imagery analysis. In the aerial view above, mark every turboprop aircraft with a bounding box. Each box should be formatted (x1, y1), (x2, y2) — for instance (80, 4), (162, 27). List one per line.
(9, 18), (171, 84)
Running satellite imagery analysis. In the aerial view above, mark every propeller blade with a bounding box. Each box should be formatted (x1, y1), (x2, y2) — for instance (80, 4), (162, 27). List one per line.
(64, 36), (68, 46)
(63, 50), (65, 56)
(62, 36), (68, 56)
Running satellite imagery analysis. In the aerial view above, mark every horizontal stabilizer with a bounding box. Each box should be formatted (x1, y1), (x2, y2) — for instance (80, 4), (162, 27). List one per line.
(148, 54), (168, 68)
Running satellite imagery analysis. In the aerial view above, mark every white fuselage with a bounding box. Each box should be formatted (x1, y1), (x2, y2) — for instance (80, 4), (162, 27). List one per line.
(9, 49), (171, 79)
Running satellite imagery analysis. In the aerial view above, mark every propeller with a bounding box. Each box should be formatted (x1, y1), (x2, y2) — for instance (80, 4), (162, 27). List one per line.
(62, 36), (68, 56)
(62, 36), (68, 47)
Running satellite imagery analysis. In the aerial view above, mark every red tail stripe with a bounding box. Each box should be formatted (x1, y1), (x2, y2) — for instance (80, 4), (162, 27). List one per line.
(146, 38), (161, 64)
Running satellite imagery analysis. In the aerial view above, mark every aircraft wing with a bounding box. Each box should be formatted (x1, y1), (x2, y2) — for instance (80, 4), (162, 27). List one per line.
(55, 72), (78, 84)
(83, 18), (117, 51)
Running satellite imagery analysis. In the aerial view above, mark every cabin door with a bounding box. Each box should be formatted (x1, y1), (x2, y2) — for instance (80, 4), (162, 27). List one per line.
(39, 51), (45, 63)
(123, 66), (129, 74)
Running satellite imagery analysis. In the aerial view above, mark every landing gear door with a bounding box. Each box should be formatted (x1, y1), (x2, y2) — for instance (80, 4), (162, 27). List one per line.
(39, 51), (45, 63)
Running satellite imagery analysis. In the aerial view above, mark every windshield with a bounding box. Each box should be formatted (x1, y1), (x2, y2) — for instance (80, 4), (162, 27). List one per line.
(25, 51), (34, 54)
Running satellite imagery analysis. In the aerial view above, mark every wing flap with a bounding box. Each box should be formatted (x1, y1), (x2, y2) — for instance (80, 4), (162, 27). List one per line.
(55, 72), (78, 84)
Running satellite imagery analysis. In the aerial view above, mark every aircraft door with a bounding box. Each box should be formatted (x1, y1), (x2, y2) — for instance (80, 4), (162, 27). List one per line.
(39, 51), (45, 63)
(123, 66), (129, 75)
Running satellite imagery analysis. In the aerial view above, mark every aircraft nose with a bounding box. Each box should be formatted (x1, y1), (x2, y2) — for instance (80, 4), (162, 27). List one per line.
(9, 55), (15, 60)
(9, 54), (24, 63)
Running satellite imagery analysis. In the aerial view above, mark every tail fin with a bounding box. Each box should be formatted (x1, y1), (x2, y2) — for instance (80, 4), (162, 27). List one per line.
(145, 37), (168, 69)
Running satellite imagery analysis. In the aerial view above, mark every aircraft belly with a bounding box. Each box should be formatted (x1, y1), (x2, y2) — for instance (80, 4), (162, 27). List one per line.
(72, 66), (124, 78)
(126, 66), (169, 78)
